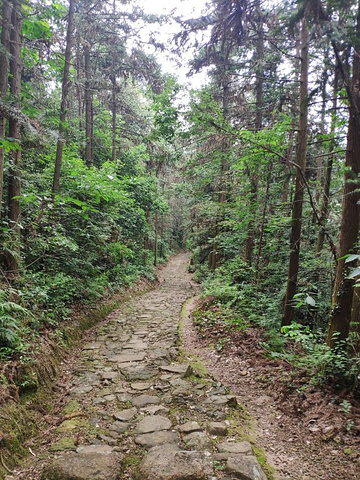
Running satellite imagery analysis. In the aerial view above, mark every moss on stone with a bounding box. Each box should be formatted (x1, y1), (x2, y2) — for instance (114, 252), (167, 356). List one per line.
(56, 418), (87, 433)
(61, 401), (81, 415)
(50, 437), (76, 452)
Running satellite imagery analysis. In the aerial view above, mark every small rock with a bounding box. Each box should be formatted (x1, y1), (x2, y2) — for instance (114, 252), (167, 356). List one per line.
(117, 392), (132, 402)
(160, 364), (193, 377)
(178, 421), (201, 433)
(205, 395), (238, 407)
(217, 441), (253, 455)
(226, 455), (267, 480)
(134, 415), (172, 434)
(109, 421), (130, 433)
(183, 431), (212, 450)
(113, 407), (138, 422)
(131, 382), (151, 391)
(132, 395), (160, 408)
(134, 431), (179, 447)
(100, 372), (118, 381)
(71, 385), (93, 395)
(109, 352), (146, 363)
(42, 445), (123, 480)
(141, 405), (170, 415)
(123, 366), (158, 381)
(207, 422), (228, 436)
(137, 445), (213, 480)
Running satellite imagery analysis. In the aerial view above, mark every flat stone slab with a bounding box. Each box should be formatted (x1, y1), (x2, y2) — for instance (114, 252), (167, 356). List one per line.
(226, 455), (267, 480)
(42, 445), (123, 480)
(113, 407), (138, 422)
(134, 431), (179, 447)
(204, 395), (238, 407)
(109, 352), (146, 363)
(122, 366), (158, 381)
(178, 421), (201, 433)
(109, 421), (130, 434)
(100, 372), (118, 381)
(141, 405), (170, 415)
(183, 431), (212, 450)
(160, 364), (193, 377)
(117, 392), (132, 402)
(131, 382), (152, 391)
(134, 415), (172, 434)
(137, 445), (213, 480)
(217, 441), (253, 455)
(71, 385), (93, 395)
(132, 395), (160, 408)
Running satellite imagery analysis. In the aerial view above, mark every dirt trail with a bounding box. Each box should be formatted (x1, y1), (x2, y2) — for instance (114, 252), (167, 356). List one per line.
(182, 303), (360, 480)
(6, 253), (270, 480)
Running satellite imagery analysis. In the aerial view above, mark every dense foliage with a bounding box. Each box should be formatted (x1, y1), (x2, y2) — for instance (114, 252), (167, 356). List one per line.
(0, 0), (181, 359)
(0, 0), (359, 392)
(179, 0), (360, 389)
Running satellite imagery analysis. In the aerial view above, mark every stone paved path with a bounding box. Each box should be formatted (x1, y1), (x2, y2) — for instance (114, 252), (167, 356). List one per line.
(14, 254), (269, 480)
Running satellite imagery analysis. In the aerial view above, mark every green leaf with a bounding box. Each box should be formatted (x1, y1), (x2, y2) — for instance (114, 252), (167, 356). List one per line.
(305, 295), (316, 307)
(348, 267), (360, 279)
(342, 254), (360, 263)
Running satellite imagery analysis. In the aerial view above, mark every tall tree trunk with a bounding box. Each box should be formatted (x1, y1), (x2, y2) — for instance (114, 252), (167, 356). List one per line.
(84, 44), (93, 167)
(52, 0), (75, 196)
(111, 74), (117, 162)
(0, 0), (12, 219)
(326, 7), (360, 346)
(245, 9), (263, 265)
(255, 160), (273, 279)
(154, 213), (158, 266)
(7, 0), (22, 275)
(316, 67), (339, 254)
(282, 15), (309, 326)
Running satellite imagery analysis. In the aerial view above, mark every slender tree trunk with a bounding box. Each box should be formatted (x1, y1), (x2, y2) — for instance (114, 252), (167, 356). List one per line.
(245, 10), (263, 265)
(84, 44), (93, 167)
(154, 213), (158, 266)
(7, 0), (22, 275)
(326, 7), (360, 346)
(209, 50), (231, 270)
(0, 0), (12, 220)
(316, 68), (339, 254)
(52, 0), (75, 196)
(282, 130), (295, 205)
(75, 38), (84, 157)
(314, 67), (328, 207)
(111, 75), (117, 162)
(282, 16), (309, 326)
(255, 161), (273, 278)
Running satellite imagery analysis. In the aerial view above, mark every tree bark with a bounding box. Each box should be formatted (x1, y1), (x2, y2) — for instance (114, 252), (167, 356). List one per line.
(326, 6), (360, 346)
(111, 74), (117, 162)
(316, 68), (339, 254)
(245, 9), (263, 265)
(0, 0), (12, 219)
(52, 0), (75, 196)
(7, 0), (22, 275)
(84, 43), (93, 167)
(282, 15), (309, 326)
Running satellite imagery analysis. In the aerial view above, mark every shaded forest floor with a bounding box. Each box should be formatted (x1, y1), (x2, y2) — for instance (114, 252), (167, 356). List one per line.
(183, 296), (360, 480)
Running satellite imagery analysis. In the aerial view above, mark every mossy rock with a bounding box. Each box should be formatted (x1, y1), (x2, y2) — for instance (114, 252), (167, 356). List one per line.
(56, 418), (88, 433)
(50, 437), (76, 452)
(61, 401), (81, 415)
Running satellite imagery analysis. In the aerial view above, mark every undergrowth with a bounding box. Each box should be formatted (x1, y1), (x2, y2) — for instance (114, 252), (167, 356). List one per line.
(192, 256), (360, 392)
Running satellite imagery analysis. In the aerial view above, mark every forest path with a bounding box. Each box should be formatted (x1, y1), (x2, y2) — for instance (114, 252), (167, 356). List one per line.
(7, 253), (269, 480)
